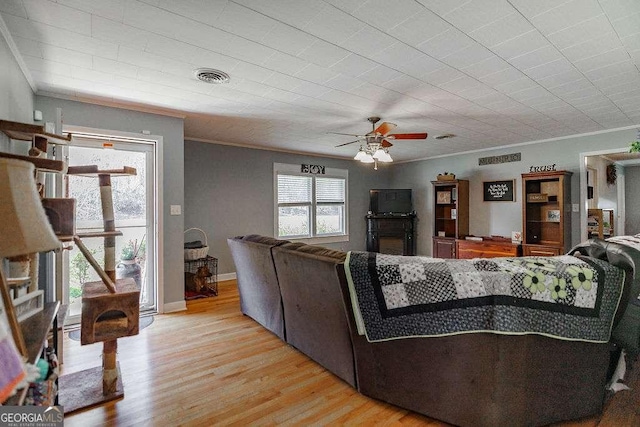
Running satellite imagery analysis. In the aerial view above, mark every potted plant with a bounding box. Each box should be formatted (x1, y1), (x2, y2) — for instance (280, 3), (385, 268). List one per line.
(116, 238), (144, 287)
(120, 242), (136, 263)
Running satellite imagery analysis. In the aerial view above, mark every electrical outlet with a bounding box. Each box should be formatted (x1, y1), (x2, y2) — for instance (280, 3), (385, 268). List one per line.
(572, 204), (579, 212)
(170, 205), (181, 215)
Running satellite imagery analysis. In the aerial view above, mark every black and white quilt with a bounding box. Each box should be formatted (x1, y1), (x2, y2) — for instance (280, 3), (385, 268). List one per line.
(345, 252), (625, 343)
(607, 234), (640, 251)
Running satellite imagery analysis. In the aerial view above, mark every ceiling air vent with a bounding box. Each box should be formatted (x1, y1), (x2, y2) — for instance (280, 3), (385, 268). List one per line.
(434, 133), (456, 140)
(195, 68), (230, 84)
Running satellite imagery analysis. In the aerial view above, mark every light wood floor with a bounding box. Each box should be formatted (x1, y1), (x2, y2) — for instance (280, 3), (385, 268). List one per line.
(63, 280), (640, 426)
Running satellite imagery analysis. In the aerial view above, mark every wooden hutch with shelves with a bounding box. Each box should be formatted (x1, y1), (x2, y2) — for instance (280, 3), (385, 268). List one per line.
(432, 179), (469, 259)
(521, 171), (572, 256)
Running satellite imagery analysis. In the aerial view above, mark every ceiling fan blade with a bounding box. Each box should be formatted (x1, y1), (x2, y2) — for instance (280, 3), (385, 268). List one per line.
(381, 140), (393, 148)
(335, 139), (361, 148)
(388, 132), (428, 140)
(328, 132), (367, 138)
(373, 121), (397, 137)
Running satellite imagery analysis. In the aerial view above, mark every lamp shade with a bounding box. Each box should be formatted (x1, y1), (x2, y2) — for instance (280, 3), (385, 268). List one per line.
(354, 149), (367, 161)
(0, 158), (61, 258)
(360, 153), (375, 163)
(372, 148), (385, 160)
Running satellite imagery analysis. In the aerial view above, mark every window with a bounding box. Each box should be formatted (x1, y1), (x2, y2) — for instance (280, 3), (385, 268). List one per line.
(274, 163), (348, 241)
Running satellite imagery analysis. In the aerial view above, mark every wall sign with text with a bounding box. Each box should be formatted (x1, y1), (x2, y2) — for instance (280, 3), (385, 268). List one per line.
(301, 164), (325, 174)
(483, 180), (515, 202)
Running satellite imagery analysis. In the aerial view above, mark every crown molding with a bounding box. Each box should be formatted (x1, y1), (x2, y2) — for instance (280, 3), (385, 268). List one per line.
(186, 136), (351, 160)
(396, 124), (640, 164)
(37, 91), (187, 119)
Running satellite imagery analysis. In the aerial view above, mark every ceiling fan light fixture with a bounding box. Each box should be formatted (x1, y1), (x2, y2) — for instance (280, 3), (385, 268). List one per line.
(360, 153), (375, 163)
(379, 150), (393, 163)
(372, 148), (385, 160)
(354, 148), (368, 161)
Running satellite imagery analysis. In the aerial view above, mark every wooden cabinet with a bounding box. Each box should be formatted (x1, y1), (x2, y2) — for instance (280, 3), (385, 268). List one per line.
(522, 245), (562, 257)
(433, 237), (456, 259)
(456, 239), (521, 259)
(432, 179), (468, 259)
(521, 171), (572, 256)
(366, 214), (416, 256)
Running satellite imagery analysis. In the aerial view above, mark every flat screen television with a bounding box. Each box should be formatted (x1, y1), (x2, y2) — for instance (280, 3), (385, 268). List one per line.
(369, 189), (412, 214)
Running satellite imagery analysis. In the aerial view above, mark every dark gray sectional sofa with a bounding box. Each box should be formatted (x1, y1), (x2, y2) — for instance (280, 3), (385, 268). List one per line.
(228, 234), (639, 427)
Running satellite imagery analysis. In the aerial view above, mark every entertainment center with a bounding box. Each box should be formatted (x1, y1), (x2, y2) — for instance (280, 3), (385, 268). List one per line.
(365, 189), (416, 256)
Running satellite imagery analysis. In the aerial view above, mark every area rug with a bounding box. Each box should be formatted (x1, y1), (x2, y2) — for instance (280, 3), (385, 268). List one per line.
(68, 316), (154, 341)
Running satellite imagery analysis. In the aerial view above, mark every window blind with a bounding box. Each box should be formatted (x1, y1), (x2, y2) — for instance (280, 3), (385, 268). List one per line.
(316, 177), (345, 203)
(277, 175), (312, 204)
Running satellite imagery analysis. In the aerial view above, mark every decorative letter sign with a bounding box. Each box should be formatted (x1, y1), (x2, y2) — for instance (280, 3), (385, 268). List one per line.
(478, 153), (521, 166)
(529, 164), (556, 173)
(301, 164), (325, 174)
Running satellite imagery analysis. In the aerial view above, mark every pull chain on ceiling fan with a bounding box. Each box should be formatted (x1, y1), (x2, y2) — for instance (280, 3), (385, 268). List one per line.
(331, 117), (428, 170)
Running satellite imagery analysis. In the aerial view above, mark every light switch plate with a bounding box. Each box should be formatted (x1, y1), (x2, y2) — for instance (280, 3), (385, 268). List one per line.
(572, 204), (579, 212)
(170, 205), (181, 215)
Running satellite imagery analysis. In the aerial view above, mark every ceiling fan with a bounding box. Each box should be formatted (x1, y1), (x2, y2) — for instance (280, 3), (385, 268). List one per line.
(331, 117), (428, 169)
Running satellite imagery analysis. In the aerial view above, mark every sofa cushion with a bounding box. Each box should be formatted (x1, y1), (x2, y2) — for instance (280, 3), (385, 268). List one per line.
(279, 242), (346, 262)
(571, 237), (640, 356)
(227, 236), (286, 340)
(240, 234), (289, 246)
(272, 243), (354, 387)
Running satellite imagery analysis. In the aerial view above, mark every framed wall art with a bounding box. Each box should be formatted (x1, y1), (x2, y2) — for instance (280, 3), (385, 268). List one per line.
(436, 191), (451, 204)
(483, 179), (515, 202)
(546, 209), (561, 222)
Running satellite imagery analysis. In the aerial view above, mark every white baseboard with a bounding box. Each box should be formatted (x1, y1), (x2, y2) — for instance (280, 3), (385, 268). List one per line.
(218, 272), (236, 282)
(162, 300), (187, 313)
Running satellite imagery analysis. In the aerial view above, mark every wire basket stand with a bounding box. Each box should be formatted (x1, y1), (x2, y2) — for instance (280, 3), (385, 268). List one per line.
(184, 228), (217, 297)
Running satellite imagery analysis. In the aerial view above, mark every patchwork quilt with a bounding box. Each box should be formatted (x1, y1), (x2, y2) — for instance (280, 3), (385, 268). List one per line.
(345, 251), (625, 343)
(607, 234), (640, 251)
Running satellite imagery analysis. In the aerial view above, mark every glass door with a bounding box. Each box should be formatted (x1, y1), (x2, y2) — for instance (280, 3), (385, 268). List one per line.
(59, 137), (156, 325)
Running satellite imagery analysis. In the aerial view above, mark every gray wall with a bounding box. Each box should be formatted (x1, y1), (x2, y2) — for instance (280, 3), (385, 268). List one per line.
(390, 128), (639, 256)
(35, 96), (185, 306)
(0, 33), (34, 151)
(625, 165), (640, 235)
(184, 140), (390, 274)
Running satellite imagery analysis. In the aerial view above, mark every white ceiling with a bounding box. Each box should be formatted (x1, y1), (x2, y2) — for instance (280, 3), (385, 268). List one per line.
(1, 0), (640, 161)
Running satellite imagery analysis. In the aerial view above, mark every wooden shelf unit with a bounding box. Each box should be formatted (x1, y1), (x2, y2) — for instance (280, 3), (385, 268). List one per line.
(521, 171), (572, 256)
(3, 302), (60, 406)
(432, 179), (469, 259)
(587, 208), (614, 239)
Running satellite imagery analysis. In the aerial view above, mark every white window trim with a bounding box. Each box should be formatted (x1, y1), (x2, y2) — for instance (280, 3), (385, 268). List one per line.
(274, 163), (349, 244)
